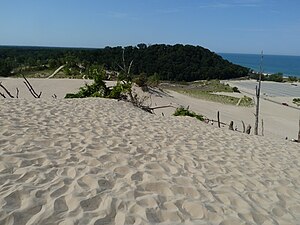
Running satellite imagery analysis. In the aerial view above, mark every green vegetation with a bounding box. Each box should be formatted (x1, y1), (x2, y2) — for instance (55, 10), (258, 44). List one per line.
(238, 96), (253, 106)
(288, 76), (299, 82)
(250, 72), (300, 83)
(173, 106), (204, 121)
(0, 44), (250, 81)
(65, 68), (131, 99)
(166, 80), (253, 106)
(293, 98), (300, 106)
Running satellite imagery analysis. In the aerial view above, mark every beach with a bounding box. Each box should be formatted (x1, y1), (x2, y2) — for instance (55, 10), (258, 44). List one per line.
(0, 78), (300, 225)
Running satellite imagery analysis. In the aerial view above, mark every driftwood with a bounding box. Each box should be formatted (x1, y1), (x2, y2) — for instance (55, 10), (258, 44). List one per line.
(246, 124), (252, 134)
(241, 120), (246, 133)
(48, 65), (66, 79)
(229, 121), (234, 130)
(0, 92), (6, 98)
(0, 82), (14, 98)
(22, 75), (42, 98)
(135, 104), (175, 114)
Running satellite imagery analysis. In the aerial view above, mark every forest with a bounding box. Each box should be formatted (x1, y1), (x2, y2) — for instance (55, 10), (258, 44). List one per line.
(0, 44), (250, 81)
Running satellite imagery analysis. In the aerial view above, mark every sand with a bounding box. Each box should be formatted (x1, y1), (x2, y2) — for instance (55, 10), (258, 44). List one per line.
(0, 78), (300, 224)
(0, 78), (298, 140)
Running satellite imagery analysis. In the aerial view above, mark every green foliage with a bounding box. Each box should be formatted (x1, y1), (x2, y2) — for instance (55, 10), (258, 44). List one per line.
(250, 72), (284, 82)
(192, 80), (235, 92)
(239, 96), (254, 107)
(266, 73), (283, 82)
(232, 86), (240, 93)
(65, 68), (109, 98)
(168, 80), (253, 106)
(293, 98), (300, 106)
(133, 73), (148, 88)
(0, 61), (13, 76)
(174, 106), (204, 121)
(288, 76), (299, 82)
(0, 44), (250, 81)
(147, 73), (160, 87)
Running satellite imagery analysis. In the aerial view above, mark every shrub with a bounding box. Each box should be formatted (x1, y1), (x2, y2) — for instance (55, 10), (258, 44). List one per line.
(293, 98), (300, 106)
(147, 73), (160, 87)
(173, 106), (204, 121)
(232, 86), (240, 93)
(65, 68), (108, 98)
(133, 73), (148, 91)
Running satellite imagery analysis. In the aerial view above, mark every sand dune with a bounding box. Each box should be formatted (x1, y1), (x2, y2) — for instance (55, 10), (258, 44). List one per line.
(1, 96), (300, 225)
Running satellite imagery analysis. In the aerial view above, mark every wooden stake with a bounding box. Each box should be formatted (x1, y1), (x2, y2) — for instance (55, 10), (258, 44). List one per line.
(229, 121), (234, 130)
(261, 119), (264, 136)
(217, 111), (221, 128)
(254, 51), (263, 135)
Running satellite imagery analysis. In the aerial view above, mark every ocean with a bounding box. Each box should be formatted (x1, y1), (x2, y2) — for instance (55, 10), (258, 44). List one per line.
(219, 53), (300, 78)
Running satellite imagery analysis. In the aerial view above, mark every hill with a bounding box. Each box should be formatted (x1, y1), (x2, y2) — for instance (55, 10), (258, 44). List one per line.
(0, 44), (250, 81)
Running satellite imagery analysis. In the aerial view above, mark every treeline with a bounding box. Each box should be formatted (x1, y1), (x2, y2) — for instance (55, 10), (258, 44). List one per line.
(250, 72), (299, 82)
(0, 44), (250, 81)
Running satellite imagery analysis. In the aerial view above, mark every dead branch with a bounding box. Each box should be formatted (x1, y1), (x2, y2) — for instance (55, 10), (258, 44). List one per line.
(0, 82), (14, 98)
(241, 120), (246, 133)
(229, 121), (234, 130)
(128, 60), (134, 74)
(209, 119), (228, 126)
(117, 63), (125, 72)
(16, 88), (19, 98)
(246, 124), (252, 134)
(22, 75), (42, 98)
(139, 105), (175, 114)
(48, 65), (66, 79)
(0, 92), (6, 98)
(149, 105), (176, 110)
(122, 48), (126, 72)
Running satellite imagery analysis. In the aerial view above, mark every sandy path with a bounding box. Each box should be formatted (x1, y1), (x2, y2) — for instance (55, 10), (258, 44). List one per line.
(0, 98), (300, 225)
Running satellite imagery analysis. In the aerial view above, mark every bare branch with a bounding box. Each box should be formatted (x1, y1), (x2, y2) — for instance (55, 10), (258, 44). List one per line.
(16, 88), (19, 98)
(117, 63), (125, 72)
(0, 82), (14, 98)
(241, 120), (246, 133)
(48, 65), (66, 79)
(23, 81), (38, 98)
(148, 105), (176, 110)
(0, 92), (6, 98)
(22, 75), (42, 98)
(128, 60), (134, 74)
(122, 48), (126, 72)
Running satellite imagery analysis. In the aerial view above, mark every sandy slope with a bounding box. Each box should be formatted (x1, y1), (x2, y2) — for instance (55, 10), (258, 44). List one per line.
(0, 77), (299, 139)
(0, 97), (300, 225)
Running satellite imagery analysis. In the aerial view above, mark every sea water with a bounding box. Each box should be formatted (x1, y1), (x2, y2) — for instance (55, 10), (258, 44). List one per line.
(219, 53), (300, 78)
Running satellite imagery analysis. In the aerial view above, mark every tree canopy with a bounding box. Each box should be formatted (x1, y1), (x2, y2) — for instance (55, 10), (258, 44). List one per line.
(0, 44), (250, 81)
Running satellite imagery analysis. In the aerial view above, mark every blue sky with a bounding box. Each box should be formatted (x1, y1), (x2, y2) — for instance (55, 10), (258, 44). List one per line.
(0, 0), (300, 55)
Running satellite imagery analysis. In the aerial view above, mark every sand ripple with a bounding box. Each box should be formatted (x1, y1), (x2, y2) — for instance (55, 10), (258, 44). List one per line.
(0, 98), (300, 225)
